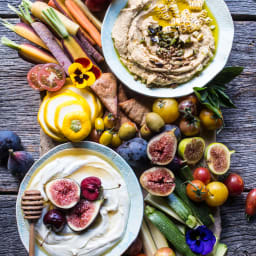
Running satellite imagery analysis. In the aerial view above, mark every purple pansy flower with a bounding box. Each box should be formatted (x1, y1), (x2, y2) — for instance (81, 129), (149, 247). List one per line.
(186, 225), (216, 255)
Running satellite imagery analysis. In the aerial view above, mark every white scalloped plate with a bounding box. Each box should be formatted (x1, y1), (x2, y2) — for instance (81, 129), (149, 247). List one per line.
(102, 0), (234, 98)
(16, 142), (143, 256)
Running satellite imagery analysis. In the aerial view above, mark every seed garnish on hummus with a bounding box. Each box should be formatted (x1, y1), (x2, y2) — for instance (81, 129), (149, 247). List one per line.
(112, 0), (218, 88)
(26, 148), (130, 256)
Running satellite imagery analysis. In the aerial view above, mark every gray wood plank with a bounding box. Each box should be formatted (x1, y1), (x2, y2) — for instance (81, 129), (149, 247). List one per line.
(0, 20), (256, 192)
(0, 0), (255, 18)
(1, 194), (255, 256)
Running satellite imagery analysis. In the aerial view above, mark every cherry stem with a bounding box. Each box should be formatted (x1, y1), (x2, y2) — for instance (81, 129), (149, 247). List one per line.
(40, 227), (52, 247)
(103, 184), (121, 190)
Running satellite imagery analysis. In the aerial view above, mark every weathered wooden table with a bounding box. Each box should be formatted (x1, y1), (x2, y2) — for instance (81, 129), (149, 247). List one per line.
(0, 0), (256, 255)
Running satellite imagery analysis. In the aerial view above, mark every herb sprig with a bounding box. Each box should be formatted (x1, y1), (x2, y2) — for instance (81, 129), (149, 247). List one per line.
(193, 67), (244, 118)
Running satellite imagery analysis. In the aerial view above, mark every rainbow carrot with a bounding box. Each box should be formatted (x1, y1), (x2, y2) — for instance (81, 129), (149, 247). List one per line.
(65, 0), (101, 47)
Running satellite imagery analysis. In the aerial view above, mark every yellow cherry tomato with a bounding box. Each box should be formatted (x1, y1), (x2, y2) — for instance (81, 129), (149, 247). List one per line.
(99, 130), (113, 146)
(111, 133), (122, 148)
(206, 182), (229, 207)
(104, 113), (116, 129)
(61, 111), (91, 142)
(152, 98), (180, 124)
(95, 117), (104, 132)
(199, 109), (223, 130)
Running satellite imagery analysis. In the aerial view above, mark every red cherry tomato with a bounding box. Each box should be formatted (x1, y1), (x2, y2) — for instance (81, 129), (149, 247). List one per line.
(155, 247), (176, 256)
(38, 63), (66, 91)
(224, 173), (244, 196)
(193, 167), (211, 185)
(246, 189), (256, 218)
(27, 64), (45, 91)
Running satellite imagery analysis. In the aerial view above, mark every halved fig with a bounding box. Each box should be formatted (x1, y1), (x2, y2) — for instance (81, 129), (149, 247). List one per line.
(147, 131), (177, 165)
(140, 167), (175, 196)
(178, 137), (205, 165)
(66, 199), (103, 232)
(205, 142), (235, 175)
(45, 178), (80, 209)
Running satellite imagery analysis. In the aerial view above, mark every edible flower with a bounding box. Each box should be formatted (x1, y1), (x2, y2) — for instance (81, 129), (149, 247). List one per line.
(68, 62), (96, 88)
(185, 225), (216, 255)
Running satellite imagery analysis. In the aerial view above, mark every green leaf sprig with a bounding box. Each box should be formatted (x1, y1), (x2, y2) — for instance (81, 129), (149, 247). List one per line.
(193, 67), (244, 118)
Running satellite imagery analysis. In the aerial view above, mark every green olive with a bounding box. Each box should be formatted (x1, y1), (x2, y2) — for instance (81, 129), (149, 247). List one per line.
(118, 122), (137, 141)
(140, 124), (152, 140)
(146, 112), (165, 132)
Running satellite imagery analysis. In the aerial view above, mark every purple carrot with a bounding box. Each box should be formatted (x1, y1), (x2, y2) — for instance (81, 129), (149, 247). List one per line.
(77, 30), (104, 64)
(31, 22), (71, 74)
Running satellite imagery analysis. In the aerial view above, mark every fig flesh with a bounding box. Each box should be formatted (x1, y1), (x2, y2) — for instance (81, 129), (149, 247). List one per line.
(178, 137), (205, 165)
(45, 178), (80, 209)
(140, 167), (175, 196)
(7, 150), (34, 179)
(147, 131), (177, 165)
(66, 199), (103, 232)
(205, 143), (235, 175)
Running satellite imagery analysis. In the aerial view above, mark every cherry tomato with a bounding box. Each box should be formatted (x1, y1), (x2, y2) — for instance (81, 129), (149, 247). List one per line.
(193, 167), (211, 185)
(95, 117), (104, 132)
(206, 182), (229, 207)
(199, 109), (223, 130)
(246, 189), (256, 218)
(178, 94), (198, 105)
(224, 173), (244, 196)
(104, 113), (115, 129)
(38, 63), (66, 91)
(178, 99), (197, 116)
(88, 128), (101, 143)
(136, 254), (147, 256)
(155, 247), (176, 256)
(152, 98), (180, 124)
(99, 130), (113, 146)
(186, 180), (208, 202)
(111, 133), (122, 148)
(179, 116), (200, 136)
(27, 64), (45, 91)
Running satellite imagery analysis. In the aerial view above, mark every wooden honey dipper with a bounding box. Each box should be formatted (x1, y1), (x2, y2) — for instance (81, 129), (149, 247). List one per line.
(21, 190), (44, 256)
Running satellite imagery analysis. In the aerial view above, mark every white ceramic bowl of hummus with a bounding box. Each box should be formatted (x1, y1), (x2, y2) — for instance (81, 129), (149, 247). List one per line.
(102, 0), (234, 98)
(16, 142), (143, 256)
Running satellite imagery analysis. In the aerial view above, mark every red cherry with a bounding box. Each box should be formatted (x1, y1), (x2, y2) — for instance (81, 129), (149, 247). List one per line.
(81, 177), (102, 201)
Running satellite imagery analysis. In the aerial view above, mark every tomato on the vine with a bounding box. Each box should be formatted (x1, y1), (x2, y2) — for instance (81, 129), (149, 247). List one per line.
(206, 182), (229, 207)
(193, 167), (211, 184)
(104, 113), (115, 129)
(186, 180), (208, 202)
(246, 189), (256, 218)
(99, 130), (113, 146)
(179, 116), (200, 136)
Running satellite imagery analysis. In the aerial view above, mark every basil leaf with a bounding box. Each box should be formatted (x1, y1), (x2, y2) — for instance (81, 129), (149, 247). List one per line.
(201, 91), (208, 101)
(209, 67), (244, 86)
(217, 89), (236, 108)
(193, 87), (207, 92)
(202, 102), (222, 118)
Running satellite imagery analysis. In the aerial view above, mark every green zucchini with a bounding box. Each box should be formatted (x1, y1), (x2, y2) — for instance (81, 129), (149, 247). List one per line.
(166, 193), (198, 228)
(145, 194), (185, 224)
(145, 205), (197, 256)
(179, 165), (194, 181)
(175, 176), (214, 226)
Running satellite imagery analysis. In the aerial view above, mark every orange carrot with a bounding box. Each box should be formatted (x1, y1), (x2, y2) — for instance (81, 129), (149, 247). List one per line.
(48, 0), (57, 8)
(65, 0), (101, 47)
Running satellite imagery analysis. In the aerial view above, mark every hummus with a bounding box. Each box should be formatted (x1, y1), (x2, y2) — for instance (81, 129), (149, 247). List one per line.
(27, 148), (130, 256)
(112, 0), (216, 87)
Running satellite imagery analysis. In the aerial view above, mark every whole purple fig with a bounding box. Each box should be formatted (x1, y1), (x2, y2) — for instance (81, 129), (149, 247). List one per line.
(7, 150), (34, 179)
(167, 155), (185, 171)
(0, 131), (23, 160)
